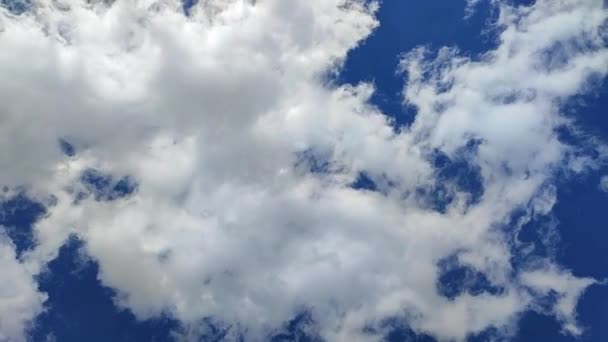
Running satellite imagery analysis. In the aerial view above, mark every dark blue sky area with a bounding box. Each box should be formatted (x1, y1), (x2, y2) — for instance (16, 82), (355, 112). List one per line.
(2, 0), (608, 341)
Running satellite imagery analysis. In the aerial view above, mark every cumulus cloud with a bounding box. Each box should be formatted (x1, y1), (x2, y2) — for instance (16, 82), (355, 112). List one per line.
(0, 236), (46, 342)
(0, 0), (607, 341)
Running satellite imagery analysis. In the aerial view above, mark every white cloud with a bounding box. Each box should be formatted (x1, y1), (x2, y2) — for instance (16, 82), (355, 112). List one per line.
(0, 235), (46, 342)
(0, 0), (607, 341)
(520, 264), (595, 336)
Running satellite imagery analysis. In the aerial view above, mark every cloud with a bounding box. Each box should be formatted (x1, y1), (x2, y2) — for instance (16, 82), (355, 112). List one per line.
(600, 175), (608, 192)
(520, 264), (595, 336)
(0, 235), (46, 342)
(0, 0), (607, 341)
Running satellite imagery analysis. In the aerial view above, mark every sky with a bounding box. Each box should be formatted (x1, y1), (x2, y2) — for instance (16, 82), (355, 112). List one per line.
(0, 0), (608, 341)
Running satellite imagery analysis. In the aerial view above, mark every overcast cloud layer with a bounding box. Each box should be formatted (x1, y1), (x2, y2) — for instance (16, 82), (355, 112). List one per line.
(1, 0), (608, 341)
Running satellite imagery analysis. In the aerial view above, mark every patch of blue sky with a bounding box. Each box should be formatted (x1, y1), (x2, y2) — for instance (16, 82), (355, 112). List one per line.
(58, 138), (76, 157)
(351, 172), (378, 192)
(436, 254), (505, 300)
(0, 192), (45, 258)
(182, 0), (198, 16)
(78, 168), (138, 202)
(0, 0), (31, 15)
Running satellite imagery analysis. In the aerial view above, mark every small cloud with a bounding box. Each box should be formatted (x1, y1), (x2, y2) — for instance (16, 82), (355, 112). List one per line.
(600, 176), (608, 193)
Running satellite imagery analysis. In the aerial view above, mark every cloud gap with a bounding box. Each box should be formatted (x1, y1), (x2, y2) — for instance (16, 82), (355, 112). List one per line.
(0, 192), (46, 257)
(77, 168), (138, 203)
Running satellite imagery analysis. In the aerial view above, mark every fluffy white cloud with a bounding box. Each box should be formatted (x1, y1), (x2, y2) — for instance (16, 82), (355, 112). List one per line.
(0, 0), (607, 341)
(0, 236), (46, 342)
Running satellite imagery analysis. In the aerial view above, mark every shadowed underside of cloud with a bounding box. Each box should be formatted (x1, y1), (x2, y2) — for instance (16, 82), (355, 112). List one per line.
(1, 0), (607, 341)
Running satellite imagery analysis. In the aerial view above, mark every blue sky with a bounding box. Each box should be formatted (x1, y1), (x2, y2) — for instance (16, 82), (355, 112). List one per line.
(0, 0), (608, 341)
